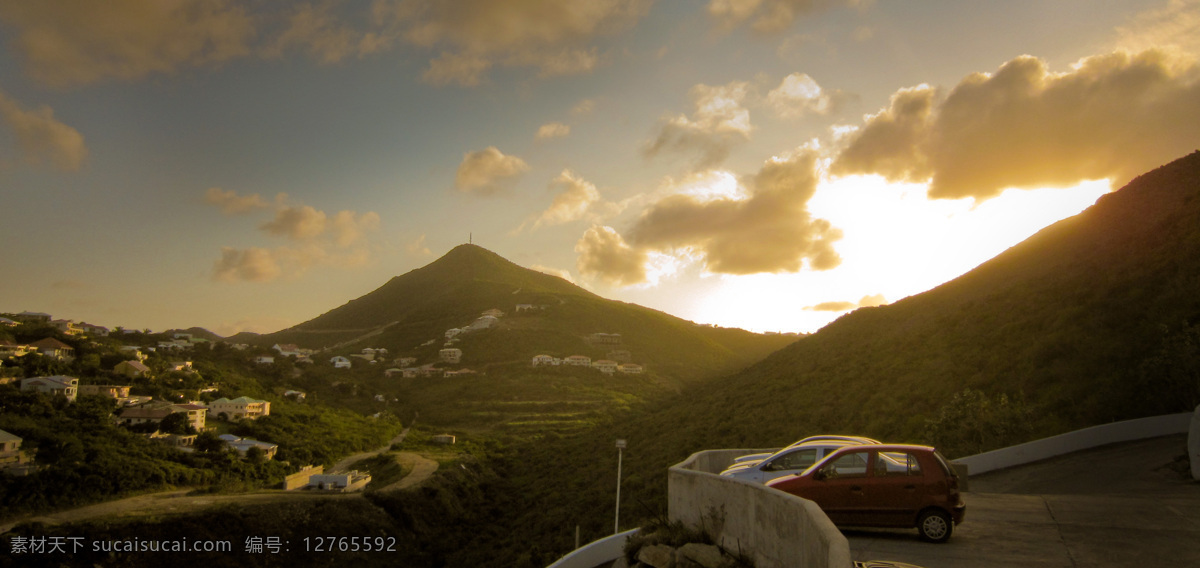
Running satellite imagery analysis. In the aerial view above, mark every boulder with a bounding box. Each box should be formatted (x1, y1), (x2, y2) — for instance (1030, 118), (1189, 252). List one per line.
(676, 543), (727, 568)
(637, 543), (677, 568)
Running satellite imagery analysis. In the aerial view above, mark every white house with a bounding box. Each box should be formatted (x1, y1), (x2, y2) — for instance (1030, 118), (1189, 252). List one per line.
(531, 354), (557, 366)
(20, 375), (78, 402)
(330, 356), (352, 369)
(618, 363), (644, 374)
(254, 355), (275, 365)
(273, 344), (302, 357)
(208, 396), (271, 420)
(564, 355), (591, 366)
(591, 360), (619, 374)
(218, 434), (278, 460)
(439, 348), (462, 364)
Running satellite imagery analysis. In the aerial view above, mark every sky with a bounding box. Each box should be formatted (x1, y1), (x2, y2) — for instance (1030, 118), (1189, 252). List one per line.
(1, 0), (1198, 336)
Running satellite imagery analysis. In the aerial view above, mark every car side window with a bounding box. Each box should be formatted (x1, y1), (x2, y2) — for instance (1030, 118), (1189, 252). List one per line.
(874, 451), (922, 476)
(825, 451), (868, 478)
(773, 448), (818, 471)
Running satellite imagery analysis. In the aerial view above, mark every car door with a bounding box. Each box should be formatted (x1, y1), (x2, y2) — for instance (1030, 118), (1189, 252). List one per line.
(758, 447), (821, 483)
(803, 449), (871, 526)
(864, 450), (928, 527)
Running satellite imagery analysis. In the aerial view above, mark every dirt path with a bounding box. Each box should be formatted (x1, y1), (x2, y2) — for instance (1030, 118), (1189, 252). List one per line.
(329, 423), (413, 473)
(378, 453), (439, 492)
(0, 490), (358, 535)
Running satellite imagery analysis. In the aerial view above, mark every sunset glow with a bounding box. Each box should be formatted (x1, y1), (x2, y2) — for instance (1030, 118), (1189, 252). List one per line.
(1, 1), (1197, 335)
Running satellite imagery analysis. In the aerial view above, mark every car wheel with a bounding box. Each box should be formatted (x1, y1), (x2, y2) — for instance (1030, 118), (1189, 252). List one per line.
(917, 509), (953, 543)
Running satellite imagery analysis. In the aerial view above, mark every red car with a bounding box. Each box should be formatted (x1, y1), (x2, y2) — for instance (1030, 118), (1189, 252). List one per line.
(766, 444), (965, 542)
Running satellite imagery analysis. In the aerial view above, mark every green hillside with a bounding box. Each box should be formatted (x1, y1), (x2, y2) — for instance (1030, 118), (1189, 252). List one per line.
(262, 244), (798, 386)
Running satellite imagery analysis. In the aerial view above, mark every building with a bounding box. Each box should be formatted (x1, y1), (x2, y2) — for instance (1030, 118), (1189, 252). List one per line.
(29, 337), (75, 361)
(79, 384), (132, 399)
(0, 340), (31, 359)
(330, 356), (352, 369)
(78, 322), (109, 336)
(309, 470), (371, 492)
(254, 355), (275, 365)
(283, 390), (306, 401)
(272, 344), (301, 357)
(50, 319), (82, 335)
(564, 355), (592, 366)
(208, 396), (271, 420)
(588, 333), (623, 346)
(591, 360), (619, 374)
(532, 354), (557, 366)
(20, 375), (79, 402)
(439, 348), (462, 364)
(0, 429), (34, 475)
(217, 434), (278, 460)
(114, 360), (151, 378)
(618, 363), (645, 374)
(15, 311), (52, 324)
(117, 401), (206, 432)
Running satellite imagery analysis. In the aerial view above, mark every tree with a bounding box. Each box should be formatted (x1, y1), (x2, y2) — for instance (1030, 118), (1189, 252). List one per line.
(923, 388), (1033, 458)
(195, 431), (225, 453)
(158, 412), (195, 435)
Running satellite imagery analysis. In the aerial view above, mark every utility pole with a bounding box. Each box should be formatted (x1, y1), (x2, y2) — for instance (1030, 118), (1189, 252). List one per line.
(615, 439), (626, 534)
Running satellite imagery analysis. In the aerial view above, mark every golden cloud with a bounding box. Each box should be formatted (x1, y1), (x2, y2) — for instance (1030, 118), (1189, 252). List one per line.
(378, 0), (649, 86)
(767, 72), (843, 117)
(805, 293), (887, 312)
(0, 89), (87, 170)
(210, 192), (381, 282)
(454, 146), (531, 195)
(707, 0), (865, 34)
(1116, 0), (1200, 57)
(628, 149), (842, 274)
(204, 187), (269, 215)
(574, 225), (648, 286)
(261, 1), (363, 65)
(0, 0), (254, 87)
(644, 81), (753, 169)
(536, 121), (571, 140)
(832, 49), (1200, 200)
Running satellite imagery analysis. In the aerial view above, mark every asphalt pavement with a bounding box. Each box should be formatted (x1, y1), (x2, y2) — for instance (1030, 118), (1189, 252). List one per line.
(844, 434), (1200, 568)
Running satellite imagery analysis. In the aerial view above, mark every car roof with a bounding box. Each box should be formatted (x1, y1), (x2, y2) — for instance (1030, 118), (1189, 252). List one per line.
(795, 435), (881, 444)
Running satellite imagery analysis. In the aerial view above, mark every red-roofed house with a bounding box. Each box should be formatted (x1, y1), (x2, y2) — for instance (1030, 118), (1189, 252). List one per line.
(29, 337), (75, 361)
(115, 360), (151, 378)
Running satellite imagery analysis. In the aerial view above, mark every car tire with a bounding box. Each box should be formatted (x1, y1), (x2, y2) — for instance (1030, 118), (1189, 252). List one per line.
(917, 509), (953, 543)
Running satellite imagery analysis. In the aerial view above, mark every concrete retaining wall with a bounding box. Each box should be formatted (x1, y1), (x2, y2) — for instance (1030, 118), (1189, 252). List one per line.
(956, 412), (1192, 476)
(545, 529), (639, 568)
(668, 449), (852, 568)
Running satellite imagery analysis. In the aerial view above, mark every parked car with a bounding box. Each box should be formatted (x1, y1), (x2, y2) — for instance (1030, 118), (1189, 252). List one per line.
(766, 444), (965, 543)
(731, 435), (881, 465)
(720, 440), (870, 483)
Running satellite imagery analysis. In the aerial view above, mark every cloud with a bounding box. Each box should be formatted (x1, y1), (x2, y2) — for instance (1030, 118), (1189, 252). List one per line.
(707, 0), (866, 35)
(627, 149), (842, 274)
(0, 0), (254, 87)
(530, 264), (576, 283)
(1116, 0), (1200, 57)
(644, 81), (753, 169)
(204, 187), (269, 215)
(766, 72), (841, 117)
(261, 205), (328, 239)
(575, 225), (648, 286)
(536, 122), (571, 140)
(0, 89), (87, 171)
(804, 293), (887, 312)
(375, 0), (650, 86)
(572, 98), (597, 115)
(832, 49), (1200, 200)
(406, 234), (432, 256)
(213, 247), (282, 283)
(210, 193), (381, 282)
(519, 169), (620, 232)
(261, 1), (364, 65)
(454, 146), (531, 196)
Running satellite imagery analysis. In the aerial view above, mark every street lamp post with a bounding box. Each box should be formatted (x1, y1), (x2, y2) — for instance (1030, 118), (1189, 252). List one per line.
(615, 439), (626, 534)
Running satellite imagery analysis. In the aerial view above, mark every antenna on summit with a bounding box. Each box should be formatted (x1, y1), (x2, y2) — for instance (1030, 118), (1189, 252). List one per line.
(469, 232), (472, 244)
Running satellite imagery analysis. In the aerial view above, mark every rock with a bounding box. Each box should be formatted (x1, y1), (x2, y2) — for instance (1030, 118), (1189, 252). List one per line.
(612, 556), (631, 568)
(637, 543), (677, 568)
(677, 543), (727, 568)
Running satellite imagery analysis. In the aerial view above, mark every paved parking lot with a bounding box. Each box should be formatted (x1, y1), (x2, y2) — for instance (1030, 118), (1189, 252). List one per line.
(845, 435), (1200, 568)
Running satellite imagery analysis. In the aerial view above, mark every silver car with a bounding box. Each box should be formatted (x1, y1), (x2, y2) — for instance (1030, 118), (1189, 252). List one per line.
(720, 440), (868, 483)
(731, 435), (881, 466)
